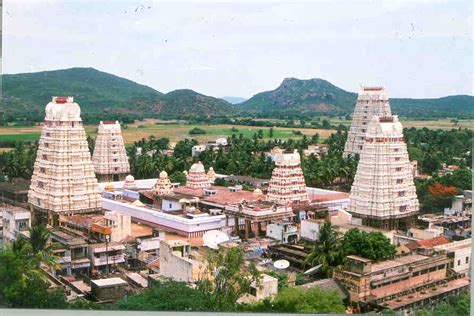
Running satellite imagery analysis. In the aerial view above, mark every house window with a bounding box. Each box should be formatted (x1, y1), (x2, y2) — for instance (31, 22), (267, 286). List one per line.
(42, 154), (48, 160)
(394, 148), (399, 152)
(399, 205), (407, 212)
(398, 191), (405, 197)
(466, 257), (469, 264)
(395, 157), (400, 161)
(396, 167), (402, 172)
(458, 259), (461, 266)
(397, 179), (403, 184)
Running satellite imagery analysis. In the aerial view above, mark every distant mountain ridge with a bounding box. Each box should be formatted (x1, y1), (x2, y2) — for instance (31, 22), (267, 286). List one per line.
(0, 67), (232, 121)
(1, 68), (472, 122)
(221, 96), (247, 104)
(238, 78), (474, 117)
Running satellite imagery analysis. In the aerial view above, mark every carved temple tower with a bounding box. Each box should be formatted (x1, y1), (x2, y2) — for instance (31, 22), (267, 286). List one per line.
(344, 87), (392, 157)
(348, 116), (419, 229)
(92, 120), (130, 182)
(28, 96), (101, 224)
(267, 148), (308, 205)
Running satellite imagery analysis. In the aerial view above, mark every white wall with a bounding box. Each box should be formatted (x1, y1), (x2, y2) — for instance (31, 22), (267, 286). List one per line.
(301, 220), (321, 241)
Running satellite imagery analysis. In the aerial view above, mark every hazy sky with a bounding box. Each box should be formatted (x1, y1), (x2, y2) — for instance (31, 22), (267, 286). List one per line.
(3, 0), (473, 99)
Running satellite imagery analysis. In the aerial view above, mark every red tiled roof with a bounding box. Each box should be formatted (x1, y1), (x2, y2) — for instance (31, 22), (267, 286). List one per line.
(405, 236), (450, 250)
(308, 192), (350, 202)
(146, 258), (160, 269)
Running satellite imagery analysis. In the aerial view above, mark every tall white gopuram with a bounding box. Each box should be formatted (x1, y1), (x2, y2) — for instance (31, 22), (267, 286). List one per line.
(154, 171), (173, 196)
(92, 121), (130, 182)
(344, 87), (392, 157)
(186, 162), (210, 190)
(267, 148), (308, 204)
(348, 115), (419, 229)
(28, 97), (101, 218)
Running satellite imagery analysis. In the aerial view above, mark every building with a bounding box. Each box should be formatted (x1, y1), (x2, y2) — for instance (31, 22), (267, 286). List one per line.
(191, 145), (207, 157)
(186, 162), (211, 190)
(348, 116), (419, 230)
(28, 96), (101, 223)
(123, 175), (138, 190)
(343, 86), (392, 157)
(154, 171), (173, 196)
(90, 278), (128, 302)
(237, 274), (278, 304)
(50, 229), (91, 277)
(89, 242), (126, 273)
(159, 239), (207, 283)
(267, 148), (308, 205)
(397, 236), (450, 255)
(300, 218), (325, 241)
(434, 238), (471, 276)
(2, 206), (31, 244)
(334, 250), (470, 313)
(92, 121), (130, 182)
(224, 200), (294, 240)
(0, 178), (30, 207)
(266, 221), (299, 244)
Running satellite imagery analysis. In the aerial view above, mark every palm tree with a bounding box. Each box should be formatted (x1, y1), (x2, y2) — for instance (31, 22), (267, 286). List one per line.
(305, 221), (343, 277)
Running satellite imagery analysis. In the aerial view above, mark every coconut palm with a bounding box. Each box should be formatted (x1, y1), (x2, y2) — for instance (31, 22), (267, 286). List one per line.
(305, 221), (343, 277)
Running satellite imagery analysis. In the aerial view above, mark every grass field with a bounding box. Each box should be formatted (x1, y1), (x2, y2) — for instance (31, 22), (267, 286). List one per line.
(0, 123), (334, 146)
(0, 118), (471, 148)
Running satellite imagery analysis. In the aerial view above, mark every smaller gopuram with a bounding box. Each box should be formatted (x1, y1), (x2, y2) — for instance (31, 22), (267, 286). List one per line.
(154, 171), (174, 196)
(92, 120), (130, 182)
(186, 162), (211, 190)
(267, 148), (308, 205)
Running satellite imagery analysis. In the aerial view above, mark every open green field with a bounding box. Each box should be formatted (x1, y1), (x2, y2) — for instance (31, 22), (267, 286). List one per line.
(329, 118), (474, 130)
(0, 118), (471, 148)
(0, 123), (334, 146)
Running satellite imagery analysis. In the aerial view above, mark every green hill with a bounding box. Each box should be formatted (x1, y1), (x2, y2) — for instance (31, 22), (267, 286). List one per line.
(238, 78), (474, 117)
(1, 67), (232, 122)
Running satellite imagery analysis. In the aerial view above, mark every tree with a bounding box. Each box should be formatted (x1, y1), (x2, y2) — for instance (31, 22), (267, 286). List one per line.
(341, 228), (396, 262)
(0, 227), (66, 309)
(198, 246), (261, 311)
(114, 280), (210, 311)
(169, 170), (187, 185)
(268, 127), (274, 138)
(305, 221), (343, 277)
(245, 287), (345, 313)
(427, 181), (459, 210)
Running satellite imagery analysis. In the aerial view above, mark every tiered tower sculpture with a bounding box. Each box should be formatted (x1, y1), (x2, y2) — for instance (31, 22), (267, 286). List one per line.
(92, 121), (130, 182)
(348, 116), (419, 229)
(344, 87), (392, 157)
(207, 167), (217, 183)
(154, 171), (174, 196)
(267, 148), (308, 204)
(28, 97), (101, 222)
(186, 162), (211, 189)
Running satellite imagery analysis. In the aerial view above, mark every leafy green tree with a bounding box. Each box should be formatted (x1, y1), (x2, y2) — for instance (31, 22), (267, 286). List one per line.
(169, 170), (187, 185)
(198, 246), (261, 311)
(341, 228), (396, 262)
(245, 287), (345, 313)
(114, 280), (210, 311)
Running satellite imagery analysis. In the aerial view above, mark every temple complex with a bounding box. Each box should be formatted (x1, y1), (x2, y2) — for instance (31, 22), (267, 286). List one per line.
(28, 97), (101, 223)
(267, 148), (308, 205)
(92, 121), (130, 182)
(343, 87), (392, 157)
(186, 162), (211, 190)
(348, 116), (419, 229)
(154, 171), (173, 196)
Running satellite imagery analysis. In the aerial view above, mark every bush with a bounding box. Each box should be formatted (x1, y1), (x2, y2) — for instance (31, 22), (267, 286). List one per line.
(189, 127), (207, 135)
